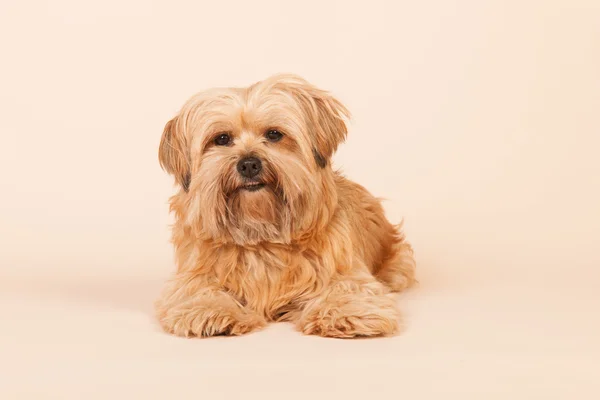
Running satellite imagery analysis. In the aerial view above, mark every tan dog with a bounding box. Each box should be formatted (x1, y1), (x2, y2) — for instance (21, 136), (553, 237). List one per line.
(156, 74), (416, 338)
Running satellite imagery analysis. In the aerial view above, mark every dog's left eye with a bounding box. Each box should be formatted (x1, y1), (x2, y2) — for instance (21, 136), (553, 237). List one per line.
(265, 129), (283, 142)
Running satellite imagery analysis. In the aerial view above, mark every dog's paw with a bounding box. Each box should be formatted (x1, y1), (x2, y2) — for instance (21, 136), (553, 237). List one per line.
(298, 293), (401, 338)
(159, 306), (266, 338)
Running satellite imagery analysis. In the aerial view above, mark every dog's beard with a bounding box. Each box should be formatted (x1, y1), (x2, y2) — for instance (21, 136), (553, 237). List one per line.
(190, 158), (292, 245)
(226, 185), (290, 244)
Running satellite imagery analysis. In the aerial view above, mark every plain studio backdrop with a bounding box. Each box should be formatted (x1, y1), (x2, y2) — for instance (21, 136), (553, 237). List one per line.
(1, 0), (599, 399)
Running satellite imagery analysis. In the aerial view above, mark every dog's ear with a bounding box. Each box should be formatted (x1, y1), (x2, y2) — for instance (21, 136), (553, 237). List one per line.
(159, 116), (191, 191)
(308, 92), (350, 168)
(274, 75), (350, 168)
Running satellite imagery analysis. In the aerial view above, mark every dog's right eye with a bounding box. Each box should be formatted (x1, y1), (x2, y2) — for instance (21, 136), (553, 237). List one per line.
(214, 133), (231, 146)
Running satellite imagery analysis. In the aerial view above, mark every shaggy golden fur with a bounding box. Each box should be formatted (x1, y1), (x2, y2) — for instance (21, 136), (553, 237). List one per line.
(156, 74), (416, 338)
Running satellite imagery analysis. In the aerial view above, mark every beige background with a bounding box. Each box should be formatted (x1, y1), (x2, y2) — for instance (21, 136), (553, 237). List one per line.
(1, 0), (599, 398)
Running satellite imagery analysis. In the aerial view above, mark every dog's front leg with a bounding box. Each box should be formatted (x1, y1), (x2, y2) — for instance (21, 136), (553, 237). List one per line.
(155, 273), (266, 337)
(296, 268), (401, 338)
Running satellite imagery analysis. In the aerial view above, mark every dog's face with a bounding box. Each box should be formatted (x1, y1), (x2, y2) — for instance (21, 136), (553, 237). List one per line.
(159, 74), (349, 245)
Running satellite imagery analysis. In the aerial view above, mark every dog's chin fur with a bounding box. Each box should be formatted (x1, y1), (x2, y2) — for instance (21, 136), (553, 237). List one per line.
(156, 74), (417, 338)
(227, 185), (286, 244)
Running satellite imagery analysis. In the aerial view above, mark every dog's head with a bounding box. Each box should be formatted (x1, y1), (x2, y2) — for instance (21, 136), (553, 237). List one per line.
(159, 74), (350, 245)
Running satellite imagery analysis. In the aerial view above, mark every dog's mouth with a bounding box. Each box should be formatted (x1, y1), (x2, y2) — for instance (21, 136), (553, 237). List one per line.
(240, 181), (266, 192)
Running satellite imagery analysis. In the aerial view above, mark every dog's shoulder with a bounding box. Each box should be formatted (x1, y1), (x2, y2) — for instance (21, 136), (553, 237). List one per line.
(333, 171), (379, 209)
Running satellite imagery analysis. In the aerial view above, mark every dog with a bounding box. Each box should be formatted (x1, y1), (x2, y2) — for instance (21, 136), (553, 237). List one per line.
(155, 74), (416, 338)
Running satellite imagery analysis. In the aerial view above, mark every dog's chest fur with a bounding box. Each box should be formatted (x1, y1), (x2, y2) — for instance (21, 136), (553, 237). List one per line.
(212, 243), (342, 320)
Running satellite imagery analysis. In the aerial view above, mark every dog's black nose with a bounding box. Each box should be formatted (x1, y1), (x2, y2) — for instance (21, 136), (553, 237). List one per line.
(237, 156), (262, 178)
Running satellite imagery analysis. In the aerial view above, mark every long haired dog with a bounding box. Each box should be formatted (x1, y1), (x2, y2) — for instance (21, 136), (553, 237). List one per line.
(156, 74), (416, 338)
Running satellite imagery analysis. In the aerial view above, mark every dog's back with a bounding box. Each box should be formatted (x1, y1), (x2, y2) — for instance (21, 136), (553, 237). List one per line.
(334, 173), (416, 291)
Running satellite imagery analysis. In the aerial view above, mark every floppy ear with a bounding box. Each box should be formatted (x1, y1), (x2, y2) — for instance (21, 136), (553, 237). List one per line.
(158, 116), (191, 191)
(308, 92), (350, 167)
(274, 76), (350, 168)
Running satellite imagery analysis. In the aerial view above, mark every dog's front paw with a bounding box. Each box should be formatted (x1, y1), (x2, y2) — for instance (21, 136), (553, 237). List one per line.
(159, 306), (266, 338)
(298, 293), (401, 338)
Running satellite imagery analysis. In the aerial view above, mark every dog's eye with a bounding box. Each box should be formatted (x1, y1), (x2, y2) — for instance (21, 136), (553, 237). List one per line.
(214, 133), (231, 146)
(265, 129), (283, 142)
